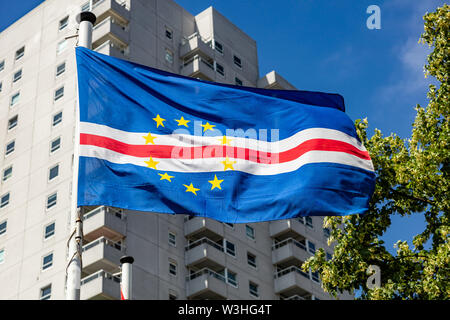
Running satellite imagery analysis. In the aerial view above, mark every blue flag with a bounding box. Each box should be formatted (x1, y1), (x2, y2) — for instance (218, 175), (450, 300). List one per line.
(76, 47), (375, 223)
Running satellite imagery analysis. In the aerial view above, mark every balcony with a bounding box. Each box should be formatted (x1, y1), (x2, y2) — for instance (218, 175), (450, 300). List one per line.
(82, 237), (125, 276)
(274, 266), (320, 297)
(83, 206), (126, 243)
(269, 219), (308, 240)
(92, 16), (129, 50)
(185, 238), (225, 270)
(180, 55), (216, 81)
(91, 0), (130, 25)
(184, 216), (224, 241)
(80, 270), (121, 300)
(272, 238), (310, 266)
(94, 40), (128, 59)
(185, 268), (227, 300)
(180, 33), (215, 59)
(257, 71), (297, 90)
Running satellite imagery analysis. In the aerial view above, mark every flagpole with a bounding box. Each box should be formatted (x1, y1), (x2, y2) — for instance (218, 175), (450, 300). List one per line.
(66, 11), (96, 301)
(120, 256), (134, 300)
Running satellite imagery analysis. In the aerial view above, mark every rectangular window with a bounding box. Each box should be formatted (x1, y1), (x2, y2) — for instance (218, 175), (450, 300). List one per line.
(0, 220), (7, 235)
(165, 49), (173, 64)
(165, 27), (173, 40)
(168, 232), (176, 247)
(249, 282), (259, 297)
(50, 137), (61, 153)
(52, 112), (63, 126)
(56, 62), (65, 76)
(215, 63), (224, 76)
(0, 193), (9, 208)
(0, 60), (4, 71)
(44, 223), (55, 239)
(214, 40), (223, 54)
(311, 271), (320, 283)
(298, 217), (305, 224)
(326, 252), (333, 261)
(227, 270), (237, 287)
(46, 193), (57, 209)
(235, 77), (243, 86)
(40, 285), (52, 300)
(0, 248), (4, 264)
(247, 252), (257, 268)
(225, 240), (235, 256)
(57, 40), (67, 54)
(169, 261), (177, 275)
(246, 225), (255, 239)
(233, 55), (242, 69)
(6, 141), (15, 156)
(323, 228), (330, 238)
(10, 92), (20, 106)
(305, 216), (313, 228)
(59, 16), (69, 31)
(2, 166), (12, 182)
(308, 241), (316, 254)
(54, 86), (64, 101)
(15, 47), (25, 60)
(42, 253), (53, 270)
(13, 69), (22, 82)
(8, 115), (18, 130)
(48, 164), (59, 181)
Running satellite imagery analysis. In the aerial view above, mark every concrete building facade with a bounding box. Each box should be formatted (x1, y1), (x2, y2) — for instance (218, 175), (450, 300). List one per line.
(0, 0), (348, 300)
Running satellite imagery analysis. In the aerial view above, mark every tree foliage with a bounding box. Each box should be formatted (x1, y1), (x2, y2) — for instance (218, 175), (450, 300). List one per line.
(303, 4), (449, 299)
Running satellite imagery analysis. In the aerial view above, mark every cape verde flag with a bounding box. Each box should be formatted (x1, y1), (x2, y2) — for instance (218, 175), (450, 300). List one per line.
(76, 47), (375, 223)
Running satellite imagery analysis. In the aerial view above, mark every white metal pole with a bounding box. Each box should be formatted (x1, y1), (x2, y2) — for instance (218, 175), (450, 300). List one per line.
(66, 11), (96, 301)
(120, 256), (134, 300)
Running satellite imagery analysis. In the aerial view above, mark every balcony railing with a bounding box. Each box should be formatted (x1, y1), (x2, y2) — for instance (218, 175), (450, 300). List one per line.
(186, 268), (226, 283)
(82, 236), (125, 253)
(83, 206), (125, 221)
(185, 237), (223, 252)
(272, 238), (307, 251)
(81, 269), (121, 286)
(275, 266), (310, 280)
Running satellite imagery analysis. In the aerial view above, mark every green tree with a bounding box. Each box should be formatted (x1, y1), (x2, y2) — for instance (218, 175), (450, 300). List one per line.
(303, 4), (449, 299)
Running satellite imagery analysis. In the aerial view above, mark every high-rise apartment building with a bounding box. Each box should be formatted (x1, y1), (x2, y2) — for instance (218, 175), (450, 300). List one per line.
(0, 0), (351, 300)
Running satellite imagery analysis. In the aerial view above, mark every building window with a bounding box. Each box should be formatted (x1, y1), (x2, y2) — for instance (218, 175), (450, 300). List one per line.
(40, 285), (52, 300)
(168, 231), (176, 247)
(0, 248), (4, 264)
(59, 16), (69, 31)
(247, 252), (257, 268)
(2, 166), (12, 182)
(54, 86), (64, 101)
(226, 270), (237, 287)
(13, 69), (22, 82)
(224, 240), (235, 257)
(50, 137), (61, 153)
(235, 77), (243, 86)
(233, 55), (242, 69)
(249, 282), (259, 297)
(308, 241), (316, 254)
(0, 81), (2, 92)
(165, 27), (173, 40)
(48, 164), (59, 181)
(46, 193), (57, 210)
(0, 193), (9, 208)
(8, 115), (18, 130)
(5, 140), (15, 156)
(215, 63), (224, 76)
(15, 46), (25, 61)
(326, 252), (333, 261)
(44, 222), (55, 239)
(56, 62), (65, 76)
(246, 225), (255, 239)
(323, 228), (330, 238)
(57, 40), (67, 55)
(52, 112), (63, 126)
(42, 253), (53, 270)
(297, 217), (305, 224)
(214, 40), (223, 54)
(0, 220), (7, 235)
(311, 271), (320, 283)
(305, 216), (313, 228)
(165, 49), (173, 64)
(0, 60), (4, 72)
(10, 92), (20, 106)
(169, 261), (177, 276)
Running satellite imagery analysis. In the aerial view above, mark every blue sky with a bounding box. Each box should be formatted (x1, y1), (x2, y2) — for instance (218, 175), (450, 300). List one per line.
(0, 0), (444, 254)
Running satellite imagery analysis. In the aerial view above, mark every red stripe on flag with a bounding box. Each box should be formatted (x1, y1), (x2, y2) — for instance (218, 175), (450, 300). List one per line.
(80, 133), (371, 164)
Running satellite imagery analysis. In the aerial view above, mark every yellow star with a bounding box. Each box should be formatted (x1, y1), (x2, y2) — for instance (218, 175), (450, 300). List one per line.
(221, 157), (236, 171)
(158, 172), (174, 182)
(208, 175), (224, 190)
(201, 122), (216, 132)
(142, 132), (157, 145)
(153, 114), (166, 128)
(218, 136), (232, 146)
(183, 183), (200, 195)
(175, 116), (190, 127)
(144, 157), (159, 170)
